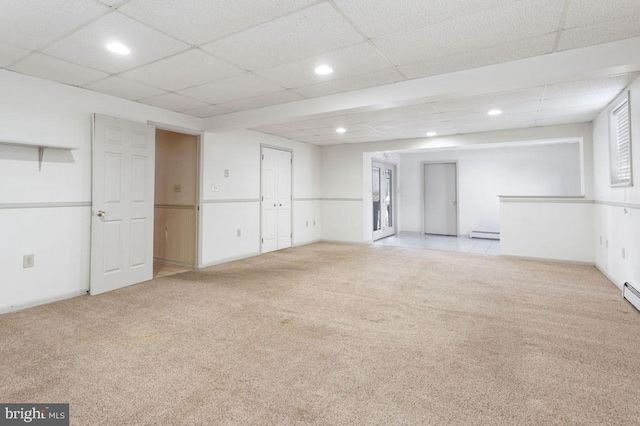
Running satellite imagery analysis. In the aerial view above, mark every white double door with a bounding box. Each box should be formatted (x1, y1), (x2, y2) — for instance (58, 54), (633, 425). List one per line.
(261, 147), (292, 253)
(90, 114), (155, 295)
(372, 162), (396, 241)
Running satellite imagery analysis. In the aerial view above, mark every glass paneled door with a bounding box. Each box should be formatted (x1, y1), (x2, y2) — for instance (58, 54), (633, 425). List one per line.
(372, 162), (396, 241)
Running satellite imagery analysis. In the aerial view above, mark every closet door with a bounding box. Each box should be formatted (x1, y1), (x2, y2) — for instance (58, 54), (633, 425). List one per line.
(261, 147), (292, 253)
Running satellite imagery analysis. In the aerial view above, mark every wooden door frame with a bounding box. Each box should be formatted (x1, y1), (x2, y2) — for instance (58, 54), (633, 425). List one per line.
(148, 121), (203, 268)
(260, 144), (293, 254)
(421, 161), (459, 236)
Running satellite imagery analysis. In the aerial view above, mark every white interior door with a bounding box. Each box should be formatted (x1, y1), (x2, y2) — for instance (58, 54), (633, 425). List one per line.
(261, 147), (292, 253)
(91, 114), (155, 295)
(424, 163), (457, 236)
(372, 162), (396, 241)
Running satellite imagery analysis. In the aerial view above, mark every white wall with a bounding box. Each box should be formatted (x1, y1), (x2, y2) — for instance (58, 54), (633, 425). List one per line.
(592, 76), (640, 289)
(200, 129), (321, 266)
(500, 199), (595, 263)
(0, 70), (201, 313)
(321, 123), (593, 244)
(399, 142), (583, 236)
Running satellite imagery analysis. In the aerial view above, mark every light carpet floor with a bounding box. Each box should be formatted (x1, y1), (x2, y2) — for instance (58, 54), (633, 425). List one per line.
(1, 243), (639, 425)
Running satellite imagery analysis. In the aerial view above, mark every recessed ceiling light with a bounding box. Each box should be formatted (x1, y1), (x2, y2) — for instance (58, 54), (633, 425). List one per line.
(315, 65), (333, 75)
(488, 109), (503, 116)
(106, 42), (130, 55)
(426, 131), (437, 137)
(336, 127), (346, 134)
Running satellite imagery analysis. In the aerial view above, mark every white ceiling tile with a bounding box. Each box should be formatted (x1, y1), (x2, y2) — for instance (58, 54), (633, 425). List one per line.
(540, 91), (620, 110)
(272, 130), (317, 141)
(254, 42), (395, 88)
(120, 49), (244, 91)
(9, 53), (109, 86)
(181, 104), (233, 118)
(292, 68), (405, 98)
(218, 90), (304, 111)
(283, 115), (367, 131)
(97, 0), (123, 5)
(564, 0), (640, 29)
(176, 73), (283, 104)
(333, 0), (517, 39)
(43, 12), (190, 74)
(454, 119), (537, 134)
(373, 0), (563, 66)
(399, 33), (555, 79)
(556, 14), (640, 51)
(84, 75), (166, 100)
(544, 74), (637, 98)
(0, 0), (109, 50)
(537, 106), (603, 120)
(251, 124), (297, 134)
(0, 41), (30, 67)
(119, 0), (317, 45)
(431, 88), (544, 112)
(202, 3), (363, 71)
(367, 117), (451, 131)
(304, 123), (376, 136)
(139, 93), (208, 112)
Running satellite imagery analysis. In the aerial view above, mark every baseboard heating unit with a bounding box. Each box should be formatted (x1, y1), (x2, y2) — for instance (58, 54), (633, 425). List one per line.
(469, 230), (500, 240)
(623, 282), (640, 312)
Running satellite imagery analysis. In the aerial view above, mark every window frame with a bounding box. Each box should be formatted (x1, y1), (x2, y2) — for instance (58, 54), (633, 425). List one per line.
(608, 91), (633, 188)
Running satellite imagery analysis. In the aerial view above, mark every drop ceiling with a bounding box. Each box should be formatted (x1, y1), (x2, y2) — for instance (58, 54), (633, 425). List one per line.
(1, 0), (640, 145)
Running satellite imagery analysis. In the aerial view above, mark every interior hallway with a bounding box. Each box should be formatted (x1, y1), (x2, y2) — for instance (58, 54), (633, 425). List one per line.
(374, 232), (501, 255)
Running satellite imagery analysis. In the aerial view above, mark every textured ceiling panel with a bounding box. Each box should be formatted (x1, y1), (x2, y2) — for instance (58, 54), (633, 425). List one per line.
(181, 104), (233, 119)
(292, 68), (405, 98)
(373, 0), (563, 66)
(543, 74), (636, 98)
(399, 33), (555, 79)
(563, 0), (640, 28)
(0, 41), (30, 67)
(0, 0), (108, 50)
(84, 75), (166, 100)
(139, 93), (209, 112)
(121, 49), (244, 91)
(202, 3), (363, 71)
(218, 90), (305, 111)
(255, 43), (393, 89)
(9, 53), (109, 86)
(557, 14), (640, 51)
(119, 0), (317, 45)
(333, 0), (517, 39)
(177, 73), (284, 104)
(43, 12), (189, 74)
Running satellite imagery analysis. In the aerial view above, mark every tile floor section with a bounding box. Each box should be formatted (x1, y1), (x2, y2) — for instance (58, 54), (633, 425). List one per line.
(153, 261), (192, 278)
(374, 232), (500, 255)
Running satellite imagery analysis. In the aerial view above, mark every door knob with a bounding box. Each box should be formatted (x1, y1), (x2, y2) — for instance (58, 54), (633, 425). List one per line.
(273, 204), (276, 207)
(97, 210), (106, 217)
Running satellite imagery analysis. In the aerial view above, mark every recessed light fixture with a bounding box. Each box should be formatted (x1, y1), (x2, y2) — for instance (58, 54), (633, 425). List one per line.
(488, 109), (503, 116)
(106, 42), (130, 55)
(336, 127), (346, 134)
(315, 65), (333, 75)
(426, 131), (437, 137)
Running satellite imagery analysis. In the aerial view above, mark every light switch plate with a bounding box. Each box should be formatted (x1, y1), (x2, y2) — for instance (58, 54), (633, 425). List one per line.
(23, 254), (34, 268)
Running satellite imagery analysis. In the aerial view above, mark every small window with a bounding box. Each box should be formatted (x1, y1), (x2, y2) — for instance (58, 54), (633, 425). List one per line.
(609, 92), (632, 187)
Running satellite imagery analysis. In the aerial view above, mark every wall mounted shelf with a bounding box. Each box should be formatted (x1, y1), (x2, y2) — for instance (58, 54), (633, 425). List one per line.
(0, 139), (79, 171)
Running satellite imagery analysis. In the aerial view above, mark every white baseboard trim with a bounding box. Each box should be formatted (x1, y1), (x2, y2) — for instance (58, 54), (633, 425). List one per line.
(319, 239), (368, 245)
(199, 251), (261, 268)
(293, 239), (321, 247)
(0, 289), (88, 315)
(501, 254), (595, 266)
(595, 263), (624, 290)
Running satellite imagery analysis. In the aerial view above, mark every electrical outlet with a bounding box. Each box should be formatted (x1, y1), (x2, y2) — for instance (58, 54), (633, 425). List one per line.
(599, 236), (602, 246)
(211, 184), (219, 192)
(313, 220), (316, 226)
(236, 229), (242, 237)
(23, 254), (34, 268)
(622, 248), (626, 259)
(306, 221), (309, 227)
(173, 184), (181, 193)
(606, 240), (609, 248)
(224, 169), (229, 177)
